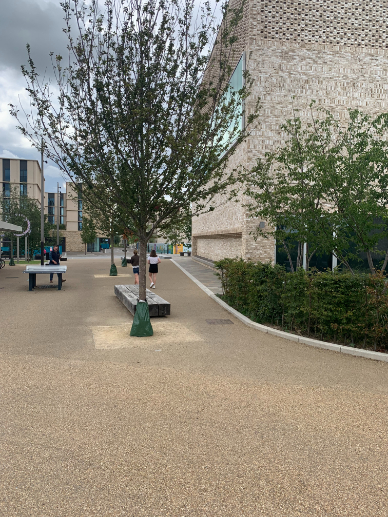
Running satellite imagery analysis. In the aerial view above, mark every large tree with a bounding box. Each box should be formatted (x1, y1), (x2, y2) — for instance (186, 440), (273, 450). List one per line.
(80, 215), (97, 255)
(12, 0), (259, 302)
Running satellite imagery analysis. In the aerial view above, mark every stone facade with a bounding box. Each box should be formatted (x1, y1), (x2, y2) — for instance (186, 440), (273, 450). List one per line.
(193, 0), (388, 264)
(63, 230), (84, 252)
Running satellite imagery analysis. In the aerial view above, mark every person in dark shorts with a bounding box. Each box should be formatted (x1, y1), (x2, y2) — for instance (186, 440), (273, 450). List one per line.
(129, 249), (140, 285)
(147, 249), (161, 289)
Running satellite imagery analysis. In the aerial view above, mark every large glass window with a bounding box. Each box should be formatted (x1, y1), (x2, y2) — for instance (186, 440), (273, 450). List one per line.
(60, 193), (64, 206)
(48, 193), (55, 206)
(217, 55), (244, 151)
(78, 199), (83, 210)
(78, 211), (83, 221)
(48, 206), (55, 215)
(3, 159), (10, 182)
(20, 184), (27, 196)
(3, 183), (10, 198)
(20, 160), (27, 183)
(48, 215), (54, 224)
(2, 198), (10, 212)
(78, 222), (83, 231)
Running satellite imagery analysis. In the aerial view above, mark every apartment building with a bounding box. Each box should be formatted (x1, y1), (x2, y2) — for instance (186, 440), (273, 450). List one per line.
(44, 191), (65, 226)
(1, 157), (42, 203)
(0, 158), (107, 252)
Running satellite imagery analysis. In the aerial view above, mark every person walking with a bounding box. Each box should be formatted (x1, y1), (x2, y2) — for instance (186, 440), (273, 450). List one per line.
(49, 245), (66, 284)
(129, 249), (140, 285)
(148, 249), (161, 289)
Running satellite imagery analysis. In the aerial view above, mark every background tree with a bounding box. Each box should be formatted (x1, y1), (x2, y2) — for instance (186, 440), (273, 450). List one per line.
(245, 105), (388, 274)
(12, 0), (259, 303)
(159, 205), (192, 246)
(80, 184), (127, 274)
(80, 215), (97, 255)
(0, 186), (41, 262)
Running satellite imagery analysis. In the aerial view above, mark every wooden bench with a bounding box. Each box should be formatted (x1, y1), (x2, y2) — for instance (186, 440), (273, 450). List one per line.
(23, 265), (67, 291)
(114, 285), (170, 317)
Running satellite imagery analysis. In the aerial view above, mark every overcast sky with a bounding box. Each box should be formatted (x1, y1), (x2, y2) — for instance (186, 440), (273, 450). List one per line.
(0, 0), (78, 192)
(1, 0), (220, 194)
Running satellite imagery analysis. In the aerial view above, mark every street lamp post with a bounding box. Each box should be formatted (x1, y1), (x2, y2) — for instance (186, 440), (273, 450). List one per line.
(57, 182), (61, 246)
(40, 141), (45, 266)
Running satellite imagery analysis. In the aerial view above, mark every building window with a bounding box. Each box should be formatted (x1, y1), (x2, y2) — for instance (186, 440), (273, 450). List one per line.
(3, 159), (10, 182)
(60, 193), (64, 206)
(2, 198), (10, 213)
(3, 159), (11, 181)
(20, 184), (27, 196)
(60, 207), (64, 216)
(48, 215), (54, 224)
(20, 160), (27, 183)
(48, 193), (55, 206)
(78, 211), (83, 221)
(48, 206), (55, 215)
(78, 199), (82, 210)
(3, 183), (10, 198)
(218, 54), (245, 152)
(78, 222), (83, 231)
(60, 216), (64, 225)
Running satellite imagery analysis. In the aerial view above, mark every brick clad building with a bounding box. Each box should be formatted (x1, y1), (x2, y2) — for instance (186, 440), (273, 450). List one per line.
(192, 0), (388, 263)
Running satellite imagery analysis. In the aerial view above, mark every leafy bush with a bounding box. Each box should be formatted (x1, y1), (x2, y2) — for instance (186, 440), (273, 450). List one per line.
(214, 259), (388, 351)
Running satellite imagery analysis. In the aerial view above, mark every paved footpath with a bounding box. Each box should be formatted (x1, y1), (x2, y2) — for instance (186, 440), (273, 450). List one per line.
(171, 256), (223, 294)
(0, 257), (388, 516)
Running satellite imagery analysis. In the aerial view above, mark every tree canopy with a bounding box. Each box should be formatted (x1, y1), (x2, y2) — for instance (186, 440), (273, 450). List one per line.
(11, 0), (259, 300)
(245, 105), (388, 275)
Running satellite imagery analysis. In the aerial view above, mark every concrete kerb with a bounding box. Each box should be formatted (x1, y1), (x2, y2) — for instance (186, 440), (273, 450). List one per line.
(171, 259), (388, 364)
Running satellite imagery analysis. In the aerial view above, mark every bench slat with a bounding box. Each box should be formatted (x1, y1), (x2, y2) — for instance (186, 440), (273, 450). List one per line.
(114, 285), (170, 317)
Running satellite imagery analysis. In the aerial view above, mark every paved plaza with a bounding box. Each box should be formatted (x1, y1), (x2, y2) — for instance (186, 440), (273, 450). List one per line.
(0, 255), (388, 516)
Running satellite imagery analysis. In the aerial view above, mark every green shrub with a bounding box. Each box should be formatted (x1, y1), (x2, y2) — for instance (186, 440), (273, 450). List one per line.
(214, 259), (388, 350)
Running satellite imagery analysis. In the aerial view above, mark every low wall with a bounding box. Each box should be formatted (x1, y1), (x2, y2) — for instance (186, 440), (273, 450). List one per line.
(195, 236), (242, 262)
(62, 230), (83, 252)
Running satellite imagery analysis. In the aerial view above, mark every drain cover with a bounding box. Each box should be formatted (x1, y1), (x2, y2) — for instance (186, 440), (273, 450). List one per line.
(206, 319), (234, 325)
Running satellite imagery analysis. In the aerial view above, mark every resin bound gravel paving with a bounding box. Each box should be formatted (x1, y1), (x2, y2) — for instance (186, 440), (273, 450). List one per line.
(0, 257), (388, 516)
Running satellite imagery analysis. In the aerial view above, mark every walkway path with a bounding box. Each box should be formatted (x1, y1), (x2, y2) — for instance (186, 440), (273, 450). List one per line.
(171, 256), (223, 294)
(0, 257), (388, 516)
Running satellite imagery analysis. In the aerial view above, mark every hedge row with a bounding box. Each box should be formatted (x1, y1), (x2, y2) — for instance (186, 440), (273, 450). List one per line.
(214, 259), (388, 350)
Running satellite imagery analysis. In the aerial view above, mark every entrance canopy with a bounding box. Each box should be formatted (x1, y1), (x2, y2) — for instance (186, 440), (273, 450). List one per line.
(0, 221), (22, 232)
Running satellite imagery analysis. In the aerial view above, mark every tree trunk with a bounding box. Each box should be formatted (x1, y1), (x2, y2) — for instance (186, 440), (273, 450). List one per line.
(297, 241), (303, 269)
(10, 236), (13, 260)
(283, 241), (294, 273)
(110, 233), (114, 265)
(307, 248), (317, 271)
(366, 250), (376, 275)
(124, 239), (127, 262)
(139, 239), (147, 302)
(85, 243), (87, 255)
(381, 249), (388, 274)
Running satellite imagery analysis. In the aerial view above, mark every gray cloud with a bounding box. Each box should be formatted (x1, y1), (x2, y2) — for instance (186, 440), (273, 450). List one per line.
(0, 1), (72, 191)
(0, 0), (69, 75)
